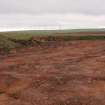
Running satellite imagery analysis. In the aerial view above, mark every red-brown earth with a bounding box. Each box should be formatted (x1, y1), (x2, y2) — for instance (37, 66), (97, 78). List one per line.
(0, 40), (105, 105)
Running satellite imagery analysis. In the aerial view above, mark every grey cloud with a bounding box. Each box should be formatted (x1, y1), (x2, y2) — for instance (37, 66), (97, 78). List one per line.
(0, 0), (105, 15)
(0, 14), (104, 28)
(0, 0), (105, 30)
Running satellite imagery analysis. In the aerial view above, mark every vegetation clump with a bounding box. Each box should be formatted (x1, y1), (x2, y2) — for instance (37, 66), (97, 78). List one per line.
(0, 35), (19, 54)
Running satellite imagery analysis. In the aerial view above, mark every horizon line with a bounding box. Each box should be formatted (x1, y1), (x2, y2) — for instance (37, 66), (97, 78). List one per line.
(0, 27), (105, 32)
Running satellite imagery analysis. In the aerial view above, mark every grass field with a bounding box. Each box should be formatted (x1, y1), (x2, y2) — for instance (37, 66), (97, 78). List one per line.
(1, 28), (105, 39)
(0, 29), (105, 53)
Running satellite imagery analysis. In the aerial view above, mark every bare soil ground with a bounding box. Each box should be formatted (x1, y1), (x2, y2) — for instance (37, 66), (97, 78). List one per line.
(0, 40), (105, 105)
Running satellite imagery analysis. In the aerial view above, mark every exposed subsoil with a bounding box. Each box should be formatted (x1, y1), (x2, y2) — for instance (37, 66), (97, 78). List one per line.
(0, 40), (105, 105)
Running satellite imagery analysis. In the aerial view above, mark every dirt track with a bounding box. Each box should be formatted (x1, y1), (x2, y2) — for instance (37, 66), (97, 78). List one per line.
(0, 41), (105, 105)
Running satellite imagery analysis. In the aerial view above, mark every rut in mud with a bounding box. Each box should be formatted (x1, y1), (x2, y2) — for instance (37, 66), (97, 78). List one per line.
(0, 41), (105, 105)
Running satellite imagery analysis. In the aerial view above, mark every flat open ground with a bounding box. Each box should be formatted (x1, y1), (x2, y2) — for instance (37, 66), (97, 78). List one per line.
(0, 40), (105, 105)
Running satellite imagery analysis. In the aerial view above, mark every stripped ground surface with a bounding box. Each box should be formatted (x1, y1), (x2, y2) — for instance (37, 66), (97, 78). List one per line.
(0, 41), (105, 105)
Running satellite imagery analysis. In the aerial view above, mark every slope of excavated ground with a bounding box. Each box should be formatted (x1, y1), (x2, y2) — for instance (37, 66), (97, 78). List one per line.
(0, 40), (105, 105)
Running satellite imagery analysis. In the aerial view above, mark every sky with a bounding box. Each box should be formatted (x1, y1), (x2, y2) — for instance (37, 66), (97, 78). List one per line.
(0, 0), (105, 31)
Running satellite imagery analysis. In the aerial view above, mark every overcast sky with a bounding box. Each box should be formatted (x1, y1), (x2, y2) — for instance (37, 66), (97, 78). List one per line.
(0, 0), (105, 31)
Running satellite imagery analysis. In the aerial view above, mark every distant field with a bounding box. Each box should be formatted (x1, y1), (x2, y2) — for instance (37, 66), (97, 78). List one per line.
(1, 28), (105, 40)
(0, 29), (105, 54)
